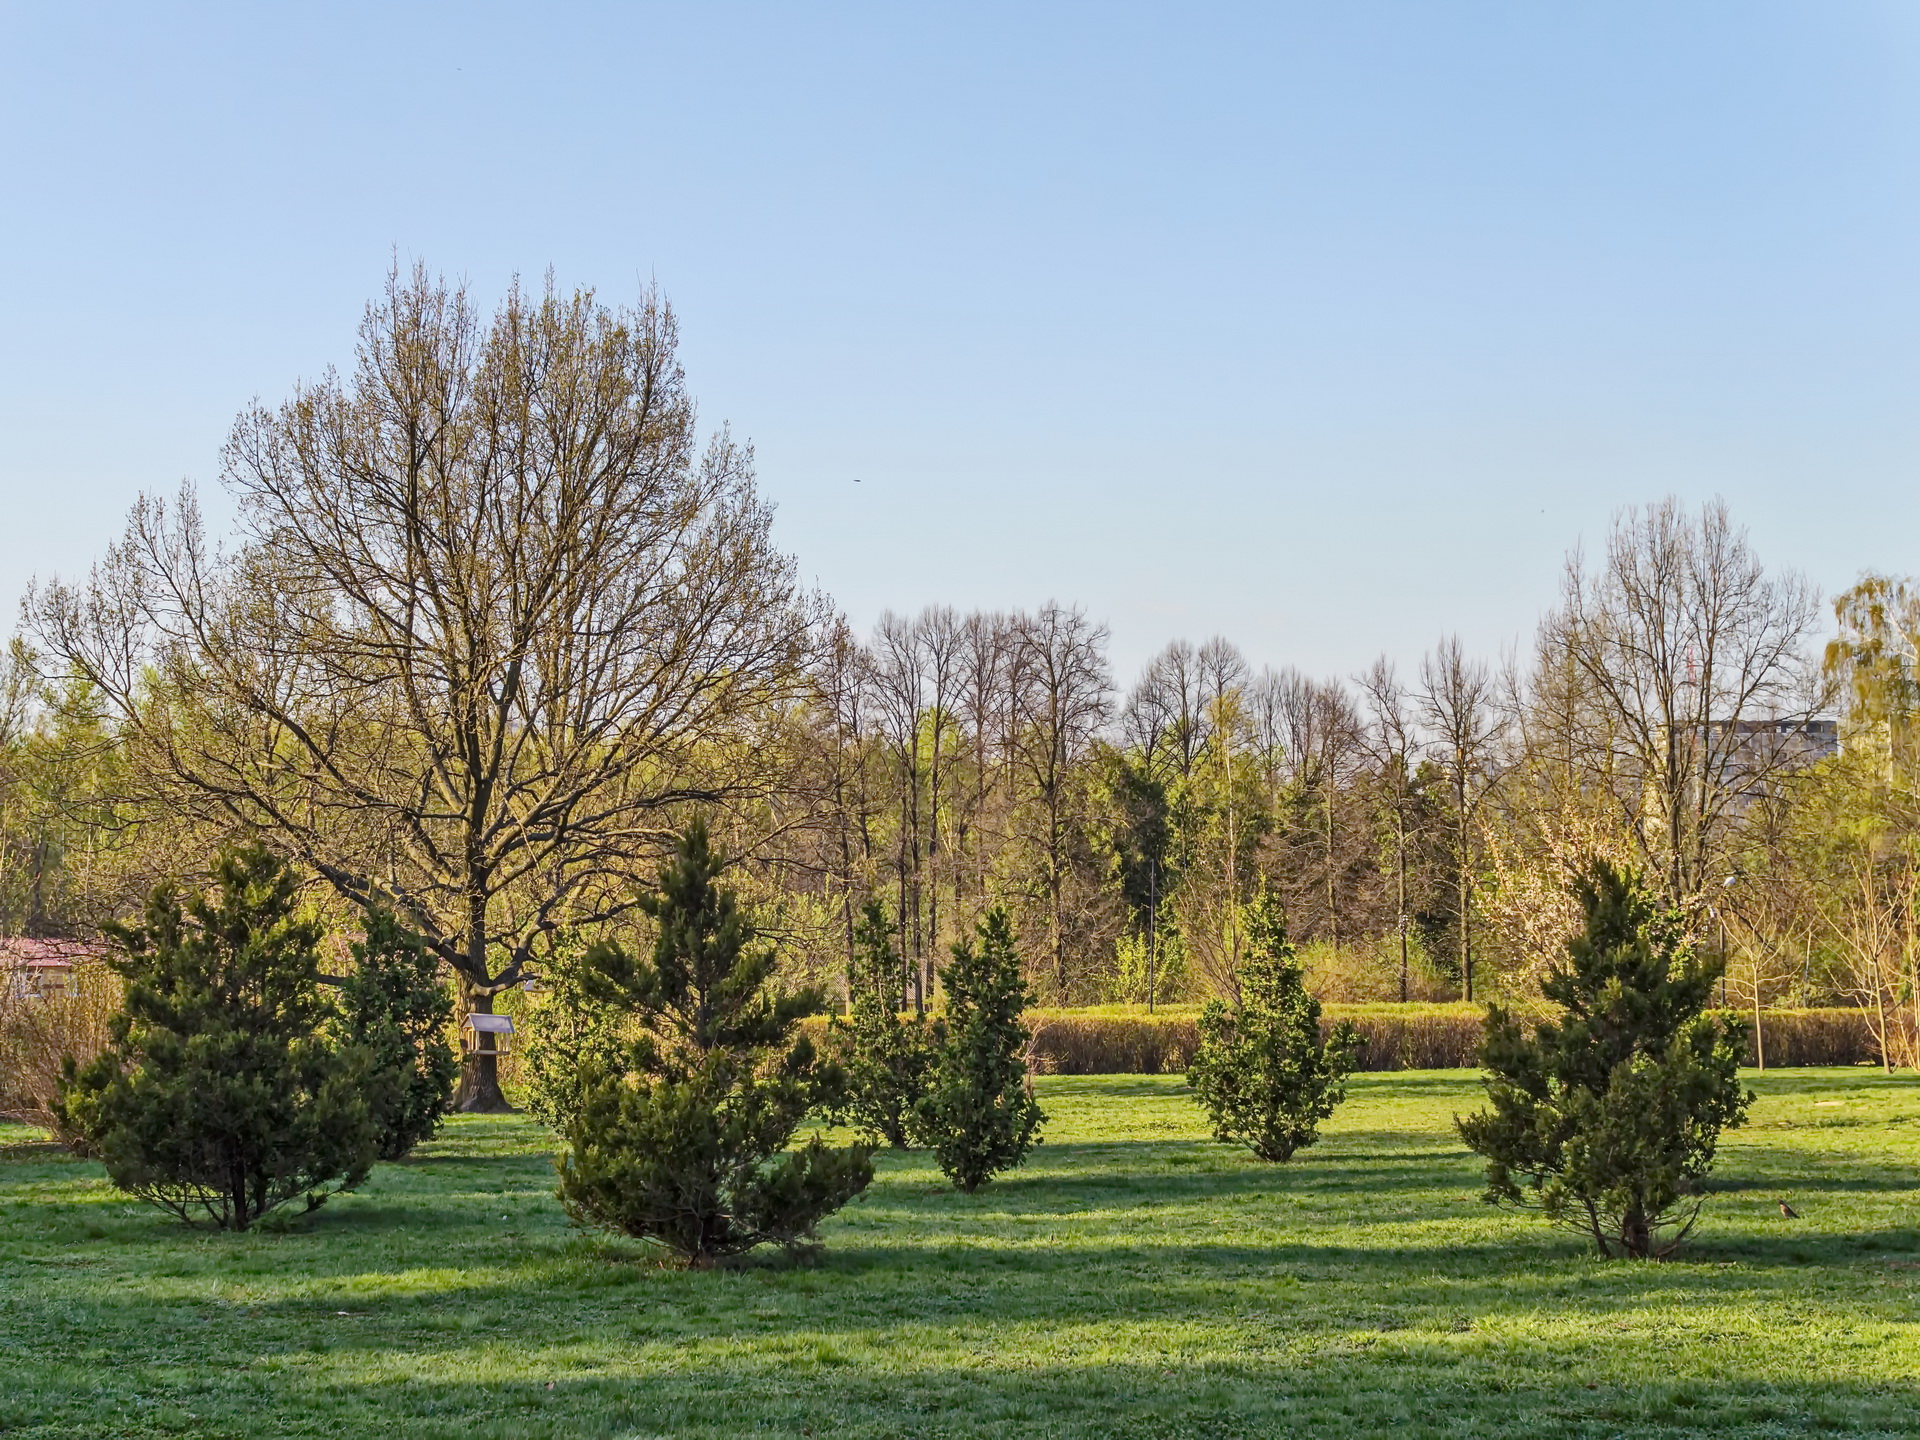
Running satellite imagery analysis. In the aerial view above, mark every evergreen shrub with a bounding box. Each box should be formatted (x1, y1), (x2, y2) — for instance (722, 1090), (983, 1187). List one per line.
(830, 900), (937, 1147)
(54, 846), (379, 1229)
(555, 820), (872, 1263)
(519, 934), (628, 1131)
(339, 909), (457, 1160)
(1187, 896), (1359, 1161)
(917, 907), (1043, 1191)
(1458, 860), (1751, 1260)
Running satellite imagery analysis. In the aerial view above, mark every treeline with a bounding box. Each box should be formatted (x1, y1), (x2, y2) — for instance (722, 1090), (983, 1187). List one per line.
(5, 264), (1920, 1099)
(748, 498), (1914, 1058)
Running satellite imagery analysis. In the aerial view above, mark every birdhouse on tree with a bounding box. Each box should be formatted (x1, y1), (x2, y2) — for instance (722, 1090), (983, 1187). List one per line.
(460, 1013), (515, 1056)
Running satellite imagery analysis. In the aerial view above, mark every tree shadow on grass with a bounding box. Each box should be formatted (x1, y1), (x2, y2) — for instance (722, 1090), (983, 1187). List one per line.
(21, 1327), (1920, 1440)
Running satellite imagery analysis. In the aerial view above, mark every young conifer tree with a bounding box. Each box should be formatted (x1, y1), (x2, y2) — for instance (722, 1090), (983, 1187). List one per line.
(556, 818), (872, 1263)
(833, 899), (937, 1147)
(55, 845), (379, 1230)
(339, 909), (458, 1160)
(519, 932), (630, 1131)
(1187, 892), (1360, 1161)
(918, 907), (1043, 1191)
(1457, 859), (1751, 1259)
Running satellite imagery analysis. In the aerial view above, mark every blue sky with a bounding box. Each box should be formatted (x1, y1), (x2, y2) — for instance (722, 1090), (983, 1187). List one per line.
(3, 2), (1917, 683)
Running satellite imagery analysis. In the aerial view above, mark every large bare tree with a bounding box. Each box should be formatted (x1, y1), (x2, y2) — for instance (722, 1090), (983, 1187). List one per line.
(33, 266), (813, 1109)
(1538, 498), (1825, 907)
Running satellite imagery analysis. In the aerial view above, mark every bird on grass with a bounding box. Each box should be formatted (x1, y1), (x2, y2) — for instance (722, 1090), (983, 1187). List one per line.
(1779, 1201), (1800, 1219)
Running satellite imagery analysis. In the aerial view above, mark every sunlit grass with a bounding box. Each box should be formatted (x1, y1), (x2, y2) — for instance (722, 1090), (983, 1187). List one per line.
(3, 1070), (1918, 1437)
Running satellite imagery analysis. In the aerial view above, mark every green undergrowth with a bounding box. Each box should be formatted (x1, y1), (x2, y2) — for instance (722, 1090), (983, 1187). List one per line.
(2, 1070), (1918, 1438)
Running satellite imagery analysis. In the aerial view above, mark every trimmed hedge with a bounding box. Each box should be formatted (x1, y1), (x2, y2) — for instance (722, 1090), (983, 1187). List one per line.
(1024, 1008), (1484, 1075)
(1749, 1008), (1877, 1068)
(805, 1005), (1883, 1075)
(1023, 1005), (1881, 1075)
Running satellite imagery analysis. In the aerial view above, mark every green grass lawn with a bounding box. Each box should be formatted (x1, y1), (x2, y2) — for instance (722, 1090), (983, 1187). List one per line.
(3, 1069), (1919, 1438)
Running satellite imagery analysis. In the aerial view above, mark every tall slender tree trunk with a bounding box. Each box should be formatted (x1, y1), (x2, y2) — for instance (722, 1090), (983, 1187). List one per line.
(1050, 805), (1065, 996)
(1455, 769), (1473, 1003)
(1397, 815), (1409, 1004)
(1324, 789), (1338, 949)
(1147, 858), (1158, 1014)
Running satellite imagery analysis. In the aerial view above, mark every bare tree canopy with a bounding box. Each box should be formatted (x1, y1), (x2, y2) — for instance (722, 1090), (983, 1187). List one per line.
(32, 265), (813, 1107)
(1537, 497), (1826, 904)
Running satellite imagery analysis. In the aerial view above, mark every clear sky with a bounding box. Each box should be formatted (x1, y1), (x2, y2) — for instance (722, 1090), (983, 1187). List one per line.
(3, 2), (1917, 685)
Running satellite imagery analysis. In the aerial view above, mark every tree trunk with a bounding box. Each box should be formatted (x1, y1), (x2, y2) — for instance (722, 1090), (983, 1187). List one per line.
(1621, 1204), (1651, 1260)
(1397, 817), (1409, 1004)
(453, 981), (512, 1113)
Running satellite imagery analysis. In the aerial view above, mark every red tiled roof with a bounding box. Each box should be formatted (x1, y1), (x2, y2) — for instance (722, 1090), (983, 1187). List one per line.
(0, 937), (103, 969)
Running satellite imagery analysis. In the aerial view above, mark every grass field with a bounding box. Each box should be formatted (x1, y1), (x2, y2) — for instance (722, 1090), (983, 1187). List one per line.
(3, 1069), (1919, 1438)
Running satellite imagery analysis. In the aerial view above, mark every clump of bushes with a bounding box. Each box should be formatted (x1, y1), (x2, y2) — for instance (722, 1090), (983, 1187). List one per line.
(1188, 896), (1359, 1162)
(55, 846), (381, 1230)
(555, 819), (872, 1263)
(0, 950), (117, 1128)
(917, 907), (1044, 1191)
(1458, 860), (1751, 1260)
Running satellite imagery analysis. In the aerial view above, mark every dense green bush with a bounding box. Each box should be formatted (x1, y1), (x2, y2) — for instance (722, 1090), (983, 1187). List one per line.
(54, 846), (379, 1230)
(917, 908), (1043, 1192)
(555, 820), (872, 1263)
(1187, 896), (1359, 1162)
(1458, 860), (1751, 1260)
(830, 900), (937, 1147)
(338, 909), (457, 1160)
(518, 933), (628, 1131)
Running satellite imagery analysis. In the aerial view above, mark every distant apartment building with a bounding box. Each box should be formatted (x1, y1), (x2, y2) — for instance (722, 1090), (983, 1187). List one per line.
(1708, 717), (1839, 803)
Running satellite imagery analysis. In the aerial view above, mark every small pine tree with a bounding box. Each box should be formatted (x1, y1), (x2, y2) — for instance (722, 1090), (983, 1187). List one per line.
(1457, 859), (1751, 1260)
(832, 900), (937, 1147)
(54, 845), (378, 1230)
(1187, 894), (1359, 1162)
(918, 907), (1043, 1192)
(338, 909), (458, 1160)
(556, 819), (872, 1263)
(519, 932), (630, 1132)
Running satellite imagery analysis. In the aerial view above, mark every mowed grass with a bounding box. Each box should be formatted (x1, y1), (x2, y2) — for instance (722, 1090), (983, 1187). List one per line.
(3, 1070), (1919, 1439)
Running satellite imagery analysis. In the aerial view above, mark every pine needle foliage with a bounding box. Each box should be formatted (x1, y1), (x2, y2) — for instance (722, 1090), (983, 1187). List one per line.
(519, 933), (629, 1132)
(1457, 859), (1752, 1259)
(338, 908), (458, 1161)
(832, 900), (937, 1147)
(555, 819), (872, 1263)
(918, 907), (1044, 1192)
(1187, 894), (1360, 1161)
(53, 845), (378, 1230)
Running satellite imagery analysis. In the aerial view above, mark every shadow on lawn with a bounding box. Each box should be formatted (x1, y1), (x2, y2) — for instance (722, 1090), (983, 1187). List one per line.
(68, 1201), (1915, 1340)
(29, 1317), (1920, 1440)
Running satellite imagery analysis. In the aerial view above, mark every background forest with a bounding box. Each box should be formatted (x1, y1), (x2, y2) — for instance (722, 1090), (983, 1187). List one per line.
(4, 271), (1919, 1086)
